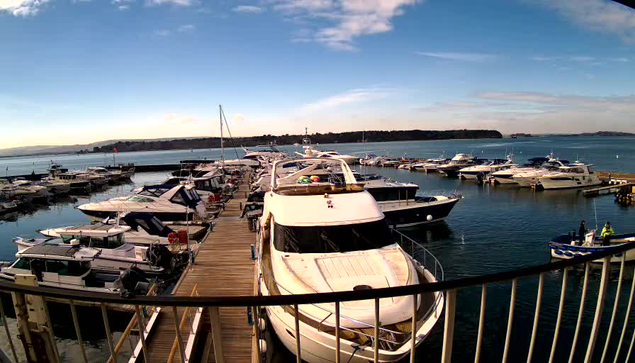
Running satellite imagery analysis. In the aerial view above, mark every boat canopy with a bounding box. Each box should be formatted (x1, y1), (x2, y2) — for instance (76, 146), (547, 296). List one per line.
(122, 212), (174, 237)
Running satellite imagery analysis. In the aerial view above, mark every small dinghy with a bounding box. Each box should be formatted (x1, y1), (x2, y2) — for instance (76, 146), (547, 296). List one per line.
(548, 230), (635, 263)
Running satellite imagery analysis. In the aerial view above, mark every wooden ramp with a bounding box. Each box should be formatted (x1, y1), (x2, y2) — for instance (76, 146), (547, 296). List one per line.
(582, 182), (634, 197)
(142, 180), (256, 363)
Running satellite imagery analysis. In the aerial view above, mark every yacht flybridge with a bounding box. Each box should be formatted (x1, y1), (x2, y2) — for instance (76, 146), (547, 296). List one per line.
(257, 158), (444, 363)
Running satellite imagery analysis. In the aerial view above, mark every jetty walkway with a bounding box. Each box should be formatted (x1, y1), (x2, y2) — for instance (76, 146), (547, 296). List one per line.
(142, 175), (256, 363)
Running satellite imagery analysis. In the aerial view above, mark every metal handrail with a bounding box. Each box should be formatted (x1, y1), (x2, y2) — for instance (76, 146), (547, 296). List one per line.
(1, 241), (635, 307)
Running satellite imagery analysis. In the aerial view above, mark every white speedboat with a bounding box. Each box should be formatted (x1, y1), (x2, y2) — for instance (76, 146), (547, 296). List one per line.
(33, 213), (180, 248)
(78, 184), (208, 222)
(258, 158), (444, 363)
(459, 158), (515, 180)
(411, 158), (449, 173)
(539, 163), (601, 190)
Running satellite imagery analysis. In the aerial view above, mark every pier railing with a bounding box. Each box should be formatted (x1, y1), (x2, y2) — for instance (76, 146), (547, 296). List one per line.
(2, 241), (635, 363)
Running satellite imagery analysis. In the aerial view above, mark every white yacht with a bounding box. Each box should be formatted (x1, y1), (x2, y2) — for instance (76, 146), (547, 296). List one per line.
(77, 184), (208, 222)
(511, 159), (569, 188)
(437, 153), (478, 178)
(32, 213), (179, 248)
(539, 163), (601, 190)
(258, 158), (444, 363)
(411, 158), (449, 173)
(459, 157), (515, 180)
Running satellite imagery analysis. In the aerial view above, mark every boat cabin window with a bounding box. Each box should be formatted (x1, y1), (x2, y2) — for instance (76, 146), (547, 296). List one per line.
(13, 258), (30, 270)
(273, 221), (393, 253)
(126, 196), (155, 203)
(44, 260), (89, 276)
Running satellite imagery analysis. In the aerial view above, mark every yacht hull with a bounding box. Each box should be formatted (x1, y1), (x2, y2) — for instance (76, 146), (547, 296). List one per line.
(493, 175), (518, 185)
(79, 209), (197, 223)
(540, 177), (601, 190)
(549, 242), (635, 263)
(379, 197), (459, 228)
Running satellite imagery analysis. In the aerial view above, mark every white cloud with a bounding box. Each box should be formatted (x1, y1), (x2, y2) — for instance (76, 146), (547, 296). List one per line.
(270, 0), (420, 51)
(155, 29), (171, 36)
(118, 5), (129, 10)
(233, 5), (264, 13)
(233, 114), (246, 122)
(146, 0), (195, 6)
(0, 0), (48, 16)
(300, 87), (394, 111)
(529, 0), (635, 43)
(416, 51), (499, 62)
(164, 113), (198, 124)
(178, 24), (195, 32)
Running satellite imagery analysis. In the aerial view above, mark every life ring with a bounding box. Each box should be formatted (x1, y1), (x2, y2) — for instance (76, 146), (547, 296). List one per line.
(208, 194), (216, 203)
(168, 232), (179, 244)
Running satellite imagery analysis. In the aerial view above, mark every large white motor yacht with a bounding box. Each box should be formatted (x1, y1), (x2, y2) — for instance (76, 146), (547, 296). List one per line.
(437, 153), (477, 178)
(459, 157), (515, 180)
(539, 163), (601, 190)
(258, 158), (444, 363)
(78, 184), (208, 222)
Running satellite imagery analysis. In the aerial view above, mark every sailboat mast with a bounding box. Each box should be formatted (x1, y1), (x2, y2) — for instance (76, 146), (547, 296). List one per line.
(219, 104), (225, 165)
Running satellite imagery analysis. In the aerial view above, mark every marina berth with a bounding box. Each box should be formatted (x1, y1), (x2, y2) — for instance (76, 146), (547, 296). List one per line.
(258, 158), (444, 363)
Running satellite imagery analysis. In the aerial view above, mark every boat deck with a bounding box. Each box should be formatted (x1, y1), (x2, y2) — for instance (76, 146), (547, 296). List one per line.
(142, 177), (256, 363)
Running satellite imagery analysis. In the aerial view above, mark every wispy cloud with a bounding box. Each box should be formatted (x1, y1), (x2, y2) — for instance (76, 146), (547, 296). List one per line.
(155, 29), (172, 37)
(301, 87), (395, 111)
(528, 0), (635, 43)
(146, 0), (195, 6)
(112, 0), (133, 10)
(164, 113), (198, 124)
(417, 90), (635, 133)
(233, 5), (265, 13)
(178, 24), (195, 32)
(416, 51), (499, 62)
(0, 0), (49, 16)
(270, 0), (420, 51)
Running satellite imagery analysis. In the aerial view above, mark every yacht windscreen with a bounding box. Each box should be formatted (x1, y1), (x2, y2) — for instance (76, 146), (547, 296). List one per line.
(273, 221), (393, 253)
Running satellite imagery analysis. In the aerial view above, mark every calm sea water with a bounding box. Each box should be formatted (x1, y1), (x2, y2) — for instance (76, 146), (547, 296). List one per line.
(1, 137), (634, 362)
(2, 136), (635, 176)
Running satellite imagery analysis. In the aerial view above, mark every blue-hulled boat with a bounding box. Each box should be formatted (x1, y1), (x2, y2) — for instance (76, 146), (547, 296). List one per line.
(549, 231), (635, 263)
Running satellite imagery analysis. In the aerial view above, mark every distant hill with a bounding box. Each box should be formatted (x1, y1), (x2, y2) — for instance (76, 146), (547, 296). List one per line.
(90, 129), (503, 154)
(538, 131), (635, 138)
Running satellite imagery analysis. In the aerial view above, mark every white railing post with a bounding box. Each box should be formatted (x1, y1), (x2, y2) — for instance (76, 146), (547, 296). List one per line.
(134, 305), (149, 363)
(527, 273), (544, 363)
(601, 254), (626, 362)
(101, 303), (118, 363)
(441, 289), (457, 363)
(569, 262), (590, 363)
(549, 268), (568, 363)
(584, 256), (611, 363)
(69, 300), (88, 363)
(502, 278), (518, 363)
(410, 293), (418, 363)
(209, 306), (226, 363)
(614, 265), (635, 363)
(474, 284), (487, 363)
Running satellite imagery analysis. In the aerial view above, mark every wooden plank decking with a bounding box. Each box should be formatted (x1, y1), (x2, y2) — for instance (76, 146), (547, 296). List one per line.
(143, 177), (256, 363)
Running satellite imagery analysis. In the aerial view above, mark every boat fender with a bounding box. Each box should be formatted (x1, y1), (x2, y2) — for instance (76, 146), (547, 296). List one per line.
(168, 232), (179, 244)
(259, 339), (267, 354)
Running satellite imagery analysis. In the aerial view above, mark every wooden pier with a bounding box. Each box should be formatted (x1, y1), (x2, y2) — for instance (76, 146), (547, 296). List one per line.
(141, 177), (257, 363)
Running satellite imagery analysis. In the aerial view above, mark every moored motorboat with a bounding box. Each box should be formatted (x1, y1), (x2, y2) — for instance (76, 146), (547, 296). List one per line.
(549, 230), (635, 263)
(258, 158), (444, 363)
(539, 163), (601, 190)
(437, 153), (478, 178)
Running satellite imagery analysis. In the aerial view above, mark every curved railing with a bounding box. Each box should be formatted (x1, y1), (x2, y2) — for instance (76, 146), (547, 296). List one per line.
(1, 241), (635, 363)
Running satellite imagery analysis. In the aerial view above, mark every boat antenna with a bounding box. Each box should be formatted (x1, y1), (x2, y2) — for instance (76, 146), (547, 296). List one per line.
(593, 199), (599, 231)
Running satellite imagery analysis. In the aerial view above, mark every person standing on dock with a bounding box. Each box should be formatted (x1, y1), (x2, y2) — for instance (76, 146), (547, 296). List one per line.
(601, 222), (615, 246)
(578, 220), (587, 245)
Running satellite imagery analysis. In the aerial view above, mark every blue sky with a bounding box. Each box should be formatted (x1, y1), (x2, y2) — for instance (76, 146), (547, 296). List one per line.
(1, 0), (634, 148)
